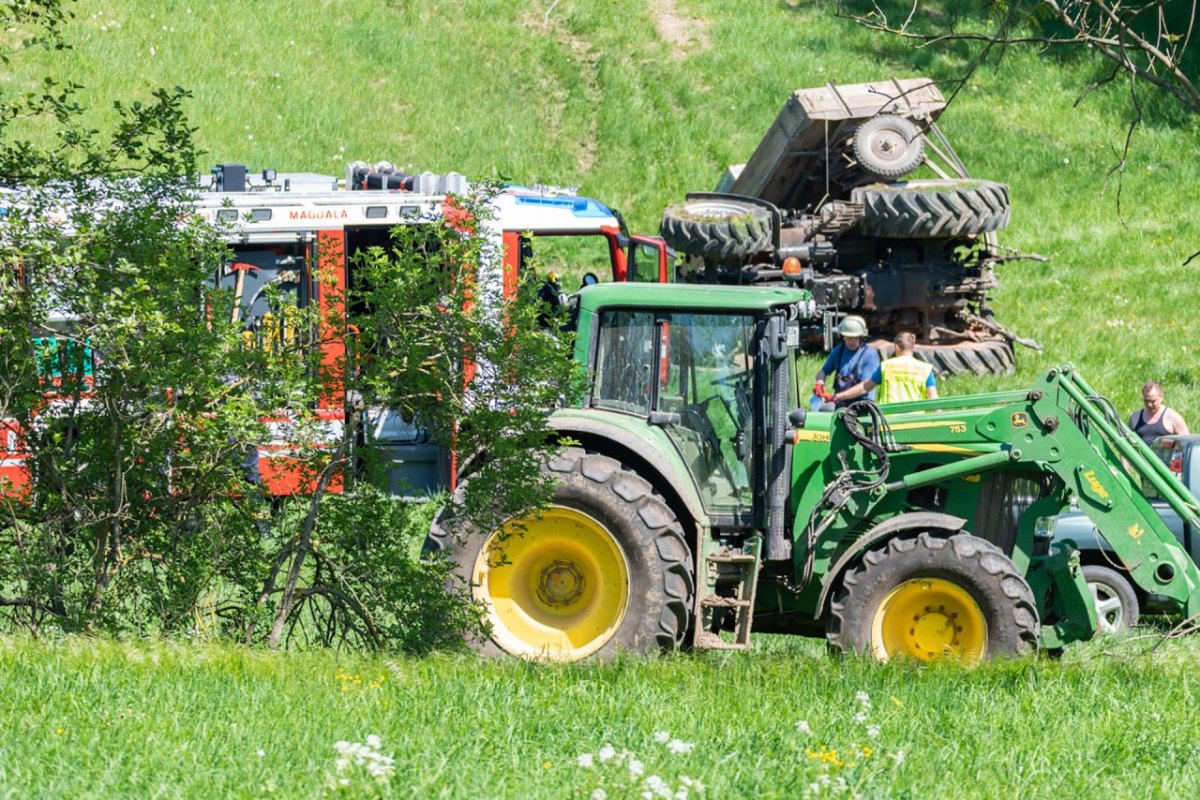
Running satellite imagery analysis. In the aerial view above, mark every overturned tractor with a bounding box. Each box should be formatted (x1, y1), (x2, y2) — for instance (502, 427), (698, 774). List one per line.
(660, 77), (1039, 377)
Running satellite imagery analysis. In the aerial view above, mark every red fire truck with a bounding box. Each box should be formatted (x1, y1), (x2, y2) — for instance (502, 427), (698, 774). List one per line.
(0, 163), (668, 499)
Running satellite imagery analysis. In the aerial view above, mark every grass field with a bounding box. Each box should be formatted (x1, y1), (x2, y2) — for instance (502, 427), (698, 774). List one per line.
(3, 631), (1200, 799)
(5, 3), (1200, 797)
(7, 0), (1200, 413)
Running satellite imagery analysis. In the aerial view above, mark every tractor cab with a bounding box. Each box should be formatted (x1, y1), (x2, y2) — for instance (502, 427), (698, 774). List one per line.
(575, 283), (816, 529)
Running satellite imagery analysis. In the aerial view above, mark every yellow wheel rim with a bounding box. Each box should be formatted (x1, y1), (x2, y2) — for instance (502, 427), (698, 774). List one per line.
(473, 505), (630, 662)
(871, 577), (987, 663)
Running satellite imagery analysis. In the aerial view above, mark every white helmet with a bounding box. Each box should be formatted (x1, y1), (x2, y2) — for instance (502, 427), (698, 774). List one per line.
(837, 315), (868, 338)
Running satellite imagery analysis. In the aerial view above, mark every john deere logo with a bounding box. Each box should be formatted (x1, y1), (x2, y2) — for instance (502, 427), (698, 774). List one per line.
(1128, 523), (1144, 540)
(1011, 412), (1029, 429)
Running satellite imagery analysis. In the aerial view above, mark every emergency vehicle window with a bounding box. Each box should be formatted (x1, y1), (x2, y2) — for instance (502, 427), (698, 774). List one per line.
(522, 234), (618, 290)
(629, 240), (663, 283)
(219, 245), (307, 352)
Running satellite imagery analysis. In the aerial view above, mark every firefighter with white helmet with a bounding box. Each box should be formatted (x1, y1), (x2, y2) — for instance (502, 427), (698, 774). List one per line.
(813, 315), (880, 409)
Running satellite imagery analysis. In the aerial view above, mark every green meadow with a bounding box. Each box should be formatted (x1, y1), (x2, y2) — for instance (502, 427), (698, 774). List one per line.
(5, 1), (1200, 797)
(3, 633), (1199, 798)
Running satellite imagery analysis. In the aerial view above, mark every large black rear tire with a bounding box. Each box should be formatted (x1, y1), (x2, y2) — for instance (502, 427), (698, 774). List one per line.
(852, 179), (1010, 238)
(871, 337), (1016, 377)
(827, 532), (1039, 662)
(660, 197), (772, 262)
(427, 447), (694, 662)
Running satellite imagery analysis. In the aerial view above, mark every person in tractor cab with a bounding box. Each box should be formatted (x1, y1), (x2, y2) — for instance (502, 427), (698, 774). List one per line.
(813, 315), (880, 409)
(1129, 380), (1189, 445)
(536, 271), (565, 329)
(834, 331), (938, 405)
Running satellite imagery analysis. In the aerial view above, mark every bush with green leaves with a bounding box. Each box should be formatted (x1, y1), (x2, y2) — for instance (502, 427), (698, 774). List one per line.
(0, 1), (579, 651)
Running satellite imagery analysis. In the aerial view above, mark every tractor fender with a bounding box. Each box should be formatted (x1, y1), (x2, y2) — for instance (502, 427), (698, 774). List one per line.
(815, 512), (968, 616)
(549, 415), (708, 533)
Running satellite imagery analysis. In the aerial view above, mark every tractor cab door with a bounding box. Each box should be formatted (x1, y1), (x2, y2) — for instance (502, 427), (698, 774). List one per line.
(652, 312), (760, 524)
(626, 235), (670, 283)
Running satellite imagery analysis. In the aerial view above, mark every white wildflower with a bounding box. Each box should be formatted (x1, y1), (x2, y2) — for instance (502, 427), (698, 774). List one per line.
(646, 775), (666, 792)
(257, 749), (265, 758)
(598, 744), (616, 763)
(591, 790), (607, 800)
(148, 46), (156, 56)
(854, 690), (871, 707)
(866, 725), (881, 739)
(577, 753), (595, 768)
(365, 734), (381, 749)
(796, 720), (812, 735)
(654, 730), (671, 743)
(628, 758), (644, 777)
(891, 749), (905, 765)
(666, 739), (694, 755)
(852, 711), (869, 724)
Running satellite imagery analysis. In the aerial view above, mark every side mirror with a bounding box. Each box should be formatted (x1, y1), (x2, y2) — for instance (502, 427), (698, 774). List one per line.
(581, 272), (599, 288)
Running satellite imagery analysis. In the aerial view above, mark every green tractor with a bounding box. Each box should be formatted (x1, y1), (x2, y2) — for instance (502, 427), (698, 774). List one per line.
(428, 282), (1200, 662)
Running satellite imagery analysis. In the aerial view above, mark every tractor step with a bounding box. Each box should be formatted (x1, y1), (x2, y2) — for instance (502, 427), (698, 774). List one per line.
(693, 537), (762, 651)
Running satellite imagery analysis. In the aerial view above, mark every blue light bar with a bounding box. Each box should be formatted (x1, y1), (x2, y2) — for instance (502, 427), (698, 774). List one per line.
(512, 194), (614, 219)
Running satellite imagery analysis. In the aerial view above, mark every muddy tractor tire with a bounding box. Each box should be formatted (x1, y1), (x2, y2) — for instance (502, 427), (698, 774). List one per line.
(827, 532), (1040, 663)
(852, 115), (925, 179)
(872, 337), (1016, 377)
(1083, 565), (1139, 634)
(427, 447), (694, 662)
(852, 179), (1010, 238)
(660, 197), (772, 262)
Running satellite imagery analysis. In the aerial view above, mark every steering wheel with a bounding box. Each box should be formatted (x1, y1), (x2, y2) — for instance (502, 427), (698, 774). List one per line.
(711, 369), (753, 389)
(711, 369), (753, 429)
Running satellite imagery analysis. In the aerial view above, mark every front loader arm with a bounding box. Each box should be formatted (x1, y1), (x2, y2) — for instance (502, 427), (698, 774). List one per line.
(977, 366), (1200, 618)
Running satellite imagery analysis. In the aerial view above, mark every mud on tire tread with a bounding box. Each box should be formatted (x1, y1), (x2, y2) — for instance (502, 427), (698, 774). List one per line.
(826, 532), (1040, 660)
(427, 447), (694, 659)
(873, 337), (1016, 378)
(852, 180), (1011, 238)
(660, 198), (773, 263)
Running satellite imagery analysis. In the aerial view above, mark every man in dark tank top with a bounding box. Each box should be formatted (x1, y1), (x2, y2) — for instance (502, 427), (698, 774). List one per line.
(1129, 380), (1189, 445)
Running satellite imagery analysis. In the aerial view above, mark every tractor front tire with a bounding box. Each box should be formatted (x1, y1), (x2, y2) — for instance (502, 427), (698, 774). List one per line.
(827, 532), (1039, 663)
(660, 197), (772, 263)
(1083, 565), (1139, 634)
(852, 179), (1010, 238)
(427, 447), (694, 662)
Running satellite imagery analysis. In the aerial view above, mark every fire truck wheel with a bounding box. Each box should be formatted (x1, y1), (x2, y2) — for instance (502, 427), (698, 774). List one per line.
(852, 115), (926, 179)
(1083, 565), (1139, 634)
(660, 197), (772, 263)
(827, 532), (1040, 663)
(851, 179), (1010, 238)
(426, 448), (693, 662)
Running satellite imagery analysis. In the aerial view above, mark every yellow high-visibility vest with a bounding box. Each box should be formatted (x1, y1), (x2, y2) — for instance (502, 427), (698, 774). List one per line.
(878, 354), (933, 404)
